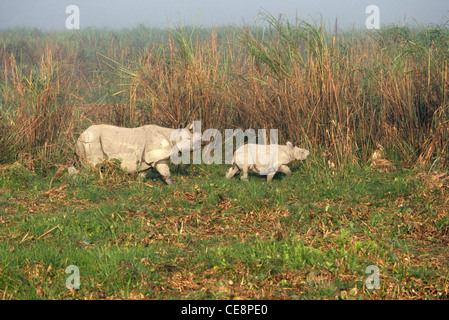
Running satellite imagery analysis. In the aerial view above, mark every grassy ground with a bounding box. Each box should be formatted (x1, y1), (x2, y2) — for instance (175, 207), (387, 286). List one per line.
(1, 159), (448, 300)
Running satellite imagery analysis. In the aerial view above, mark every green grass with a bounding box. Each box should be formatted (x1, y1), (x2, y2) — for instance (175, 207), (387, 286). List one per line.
(1, 160), (448, 299)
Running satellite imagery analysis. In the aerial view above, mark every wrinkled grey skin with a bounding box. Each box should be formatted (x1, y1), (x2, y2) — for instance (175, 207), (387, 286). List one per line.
(225, 142), (310, 182)
(70, 122), (198, 185)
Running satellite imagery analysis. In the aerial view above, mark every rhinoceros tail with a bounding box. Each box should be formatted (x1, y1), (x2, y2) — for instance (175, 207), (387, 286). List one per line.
(67, 136), (85, 176)
(67, 148), (81, 176)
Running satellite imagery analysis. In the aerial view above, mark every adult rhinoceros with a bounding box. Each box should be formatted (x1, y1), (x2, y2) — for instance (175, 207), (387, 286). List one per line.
(71, 122), (200, 184)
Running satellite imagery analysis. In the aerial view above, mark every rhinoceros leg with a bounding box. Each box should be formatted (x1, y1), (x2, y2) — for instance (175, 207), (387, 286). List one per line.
(279, 165), (292, 178)
(266, 173), (276, 182)
(137, 171), (147, 181)
(225, 164), (239, 180)
(239, 168), (249, 182)
(155, 160), (173, 185)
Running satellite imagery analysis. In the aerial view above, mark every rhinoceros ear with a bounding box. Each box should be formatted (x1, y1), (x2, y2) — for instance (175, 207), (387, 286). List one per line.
(185, 122), (194, 131)
(286, 141), (295, 160)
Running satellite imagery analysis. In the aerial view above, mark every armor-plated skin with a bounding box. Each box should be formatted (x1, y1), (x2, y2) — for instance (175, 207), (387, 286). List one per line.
(73, 123), (197, 184)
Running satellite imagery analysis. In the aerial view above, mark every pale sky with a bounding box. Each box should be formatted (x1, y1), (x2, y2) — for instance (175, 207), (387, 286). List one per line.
(0, 0), (448, 30)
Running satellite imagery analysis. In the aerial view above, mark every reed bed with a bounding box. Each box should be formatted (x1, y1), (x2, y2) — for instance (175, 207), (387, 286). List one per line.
(1, 14), (448, 172)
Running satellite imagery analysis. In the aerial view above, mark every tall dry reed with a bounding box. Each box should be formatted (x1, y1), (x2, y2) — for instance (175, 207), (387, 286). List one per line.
(1, 16), (448, 171)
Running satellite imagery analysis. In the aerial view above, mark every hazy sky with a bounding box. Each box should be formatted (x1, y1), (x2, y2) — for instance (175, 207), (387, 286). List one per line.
(0, 0), (448, 30)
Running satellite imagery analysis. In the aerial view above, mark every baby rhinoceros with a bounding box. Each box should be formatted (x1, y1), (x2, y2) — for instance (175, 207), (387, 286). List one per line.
(225, 142), (310, 182)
